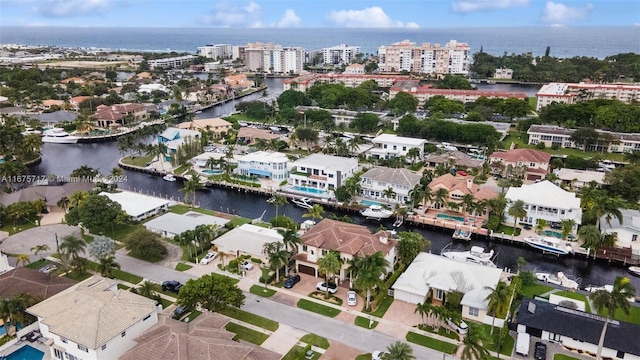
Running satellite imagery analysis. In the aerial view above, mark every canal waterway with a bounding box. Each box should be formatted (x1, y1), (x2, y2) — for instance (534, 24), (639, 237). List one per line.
(28, 79), (640, 293)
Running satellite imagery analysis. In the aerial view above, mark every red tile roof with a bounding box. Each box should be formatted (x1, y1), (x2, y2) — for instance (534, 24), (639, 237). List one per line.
(0, 267), (77, 299)
(489, 149), (551, 164)
(428, 173), (498, 201)
(300, 219), (396, 257)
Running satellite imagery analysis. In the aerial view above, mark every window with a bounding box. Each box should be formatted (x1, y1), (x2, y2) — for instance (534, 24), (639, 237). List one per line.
(61, 337), (68, 344)
(632, 234), (638, 242)
(549, 332), (561, 342)
(435, 289), (445, 300)
(54, 348), (63, 359)
(78, 344), (88, 352)
(302, 245), (308, 252)
(102, 344), (107, 351)
(468, 307), (479, 317)
(121, 331), (126, 337)
(67, 353), (78, 360)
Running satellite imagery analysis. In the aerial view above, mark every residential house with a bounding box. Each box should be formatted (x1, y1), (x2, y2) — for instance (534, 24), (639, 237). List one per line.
(343, 63), (365, 74)
(0, 182), (96, 212)
(369, 134), (426, 160)
(599, 209), (640, 256)
(143, 211), (230, 239)
(176, 117), (232, 138)
(236, 127), (280, 144)
(99, 191), (170, 222)
(527, 124), (640, 154)
(24, 111), (79, 127)
(489, 148), (551, 180)
(120, 312), (280, 360)
(360, 166), (421, 205)
(295, 219), (396, 282)
(288, 153), (358, 195)
(27, 276), (158, 360)
(504, 180), (582, 232)
(93, 103), (148, 128)
(515, 298), (640, 360)
(494, 68), (513, 79)
(212, 224), (283, 262)
(224, 74), (254, 90)
(41, 99), (65, 110)
(157, 127), (200, 162)
(0, 267), (76, 299)
(427, 173), (498, 212)
(234, 151), (290, 181)
(554, 168), (606, 189)
(424, 150), (484, 170)
(68, 96), (93, 111)
(392, 252), (504, 324)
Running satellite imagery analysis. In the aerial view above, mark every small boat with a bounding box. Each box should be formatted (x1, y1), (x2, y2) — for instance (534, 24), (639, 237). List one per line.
(586, 284), (636, 302)
(524, 236), (573, 256)
(291, 197), (313, 209)
(441, 245), (497, 267)
(535, 272), (579, 290)
(41, 128), (80, 144)
(163, 174), (176, 182)
(360, 205), (393, 220)
(629, 266), (640, 277)
(452, 229), (472, 241)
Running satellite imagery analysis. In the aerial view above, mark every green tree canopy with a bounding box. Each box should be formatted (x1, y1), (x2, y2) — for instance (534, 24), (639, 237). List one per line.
(177, 274), (245, 312)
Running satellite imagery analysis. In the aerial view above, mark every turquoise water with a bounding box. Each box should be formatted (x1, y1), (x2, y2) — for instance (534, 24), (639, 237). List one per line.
(361, 199), (384, 207)
(202, 169), (223, 175)
(290, 186), (326, 195)
(5, 345), (44, 360)
(542, 230), (563, 238)
(0, 322), (21, 336)
(437, 213), (465, 222)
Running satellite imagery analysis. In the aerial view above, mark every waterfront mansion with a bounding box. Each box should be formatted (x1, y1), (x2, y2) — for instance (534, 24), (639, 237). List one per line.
(234, 151), (290, 181)
(288, 153), (358, 195)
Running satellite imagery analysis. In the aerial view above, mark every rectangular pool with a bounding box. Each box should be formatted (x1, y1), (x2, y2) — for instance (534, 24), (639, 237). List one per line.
(5, 345), (44, 360)
(290, 185), (327, 195)
(361, 199), (384, 207)
(437, 213), (465, 222)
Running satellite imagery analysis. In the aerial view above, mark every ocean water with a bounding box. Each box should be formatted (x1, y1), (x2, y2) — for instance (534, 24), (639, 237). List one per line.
(1, 26), (638, 59)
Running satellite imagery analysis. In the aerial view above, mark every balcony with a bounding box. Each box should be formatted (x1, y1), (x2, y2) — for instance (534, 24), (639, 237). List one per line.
(309, 174), (327, 181)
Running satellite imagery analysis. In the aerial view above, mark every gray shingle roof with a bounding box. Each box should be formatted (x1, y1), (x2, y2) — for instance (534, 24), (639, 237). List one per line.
(361, 166), (421, 188)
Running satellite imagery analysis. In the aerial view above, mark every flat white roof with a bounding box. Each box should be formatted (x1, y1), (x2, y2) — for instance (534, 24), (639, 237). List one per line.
(293, 153), (357, 172)
(236, 151), (289, 163)
(212, 224), (283, 257)
(505, 180), (580, 209)
(143, 211), (230, 235)
(554, 168), (605, 184)
(372, 133), (426, 146)
(100, 191), (170, 218)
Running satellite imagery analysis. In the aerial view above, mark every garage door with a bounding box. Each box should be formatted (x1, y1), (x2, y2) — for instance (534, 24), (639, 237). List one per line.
(298, 264), (316, 276)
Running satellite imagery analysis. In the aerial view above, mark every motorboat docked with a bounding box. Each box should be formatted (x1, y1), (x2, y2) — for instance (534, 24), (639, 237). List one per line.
(452, 229), (472, 241)
(629, 266), (640, 277)
(360, 204), (393, 220)
(41, 128), (80, 144)
(21, 127), (42, 136)
(585, 284), (636, 302)
(535, 272), (579, 290)
(291, 197), (314, 209)
(163, 174), (176, 182)
(523, 236), (573, 256)
(441, 244), (497, 267)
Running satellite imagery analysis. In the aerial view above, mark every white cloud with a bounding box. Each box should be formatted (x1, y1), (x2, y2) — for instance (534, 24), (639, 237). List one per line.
(542, 1), (594, 24)
(275, 9), (301, 28)
(204, 1), (263, 27)
(327, 6), (419, 28)
(452, 0), (529, 12)
(30, 0), (111, 17)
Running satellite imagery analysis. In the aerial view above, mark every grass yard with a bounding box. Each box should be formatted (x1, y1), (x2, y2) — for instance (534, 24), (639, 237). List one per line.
(25, 259), (48, 269)
(169, 204), (217, 216)
(354, 355), (371, 360)
(121, 154), (154, 167)
(127, 250), (164, 263)
(160, 298), (173, 309)
(219, 307), (279, 331)
(227, 216), (253, 228)
(224, 322), (269, 345)
(477, 324), (515, 357)
(281, 346), (321, 360)
(297, 299), (341, 318)
(117, 284), (130, 290)
(555, 291), (591, 313)
(300, 334), (330, 349)
(419, 324), (461, 340)
(107, 223), (145, 242)
(521, 283), (554, 299)
(175, 263), (192, 271)
(370, 295), (394, 317)
(406, 331), (458, 354)
(554, 354), (580, 360)
(598, 304), (640, 325)
(355, 316), (379, 329)
(250, 285), (276, 297)
(84, 260), (143, 284)
(185, 310), (202, 322)
(0, 221), (38, 235)
(66, 271), (93, 281)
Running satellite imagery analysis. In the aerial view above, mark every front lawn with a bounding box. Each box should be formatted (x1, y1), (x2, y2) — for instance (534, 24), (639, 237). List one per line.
(121, 154), (154, 167)
(169, 205), (217, 216)
(418, 324), (460, 340)
(107, 223), (145, 242)
(370, 295), (394, 317)
(597, 304), (640, 325)
(521, 283), (554, 299)
(354, 355), (371, 360)
(185, 310), (202, 322)
(175, 263), (192, 271)
(554, 354), (580, 360)
(300, 334), (330, 349)
(0, 221), (38, 235)
(406, 331), (458, 354)
(555, 291), (591, 313)
(85, 260), (143, 284)
(224, 322), (269, 345)
(297, 299), (341, 318)
(282, 345), (321, 360)
(477, 324), (515, 357)
(355, 316), (379, 329)
(250, 285), (276, 297)
(219, 307), (279, 331)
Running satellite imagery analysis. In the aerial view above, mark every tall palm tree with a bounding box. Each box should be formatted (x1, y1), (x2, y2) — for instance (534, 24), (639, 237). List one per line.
(461, 194), (475, 219)
(31, 244), (50, 256)
(623, 150), (640, 164)
(59, 234), (87, 260)
(414, 302), (432, 326)
(347, 255), (362, 288)
(579, 224), (602, 258)
(489, 193), (508, 222)
(408, 185), (424, 211)
(560, 218), (576, 239)
(0, 298), (11, 333)
(485, 281), (511, 335)
(302, 204), (324, 224)
(421, 186), (433, 210)
(590, 276), (636, 360)
(383, 186), (396, 205)
(57, 196), (70, 213)
(433, 188), (449, 211)
(279, 227), (301, 275)
(354, 251), (390, 311)
(137, 280), (157, 299)
(508, 199), (527, 232)
(382, 341), (416, 360)
(179, 173), (203, 208)
(269, 194), (288, 219)
(460, 324), (491, 360)
(218, 251), (229, 268)
(317, 250), (341, 299)
(262, 241), (288, 283)
(98, 255), (121, 278)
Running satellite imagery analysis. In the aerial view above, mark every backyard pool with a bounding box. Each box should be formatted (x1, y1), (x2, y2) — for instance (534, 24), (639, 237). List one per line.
(0, 322), (21, 336)
(4, 345), (44, 360)
(202, 169), (223, 175)
(361, 199), (384, 207)
(542, 230), (563, 239)
(289, 186), (327, 195)
(436, 213), (465, 222)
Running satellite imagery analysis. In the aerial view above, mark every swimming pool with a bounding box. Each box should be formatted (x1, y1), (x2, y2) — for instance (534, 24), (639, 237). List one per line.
(542, 230), (563, 239)
(0, 322), (21, 336)
(290, 185), (327, 195)
(4, 345), (44, 360)
(202, 169), (223, 175)
(361, 199), (384, 207)
(437, 213), (465, 222)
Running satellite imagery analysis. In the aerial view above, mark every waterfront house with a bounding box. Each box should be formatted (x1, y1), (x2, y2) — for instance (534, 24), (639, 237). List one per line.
(212, 224), (283, 262)
(488, 148), (551, 181)
(360, 166), (421, 205)
(515, 298), (640, 360)
(157, 127), (200, 163)
(554, 168), (606, 189)
(427, 173), (498, 211)
(68, 96), (93, 111)
(599, 209), (640, 256)
(236, 127), (281, 145)
(93, 103), (149, 128)
(392, 252), (504, 325)
(288, 153), (358, 195)
(177, 117), (232, 138)
(234, 151), (290, 181)
(24, 111), (79, 127)
(369, 134), (426, 161)
(99, 191), (170, 222)
(224, 74), (254, 90)
(504, 181), (581, 232)
(424, 150), (484, 170)
(27, 276), (158, 360)
(143, 211), (229, 239)
(0, 182), (96, 213)
(295, 219), (396, 282)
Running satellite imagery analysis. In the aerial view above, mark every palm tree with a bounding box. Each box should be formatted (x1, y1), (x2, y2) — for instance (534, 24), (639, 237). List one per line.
(433, 188), (449, 211)
(59, 234), (87, 260)
(507, 199), (527, 232)
(489, 193), (508, 222)
(262, 241), (288, 283)
(354, 252), (390, 311)
(460, 324), (491, 360)
(414, 302), (432, 326)
(485, 281), (511, 335)
(590, 276), (636, 360)
(279, 227), (301, 275)
(535, 218), (547, 234)
(461, 194), (475, 219)
(623, 150), (640, 164)
(31, 244), (50, 256)
(269, 194), (288, 219)
(579, 224), (602, 258)
(179, 173), (203, 207)
(317, 250), (341, 299)
(382, 186), (396, 205)
(57, 196), (70, 213)
(560, 219), (576, 239)
(421, 186), (433, 210)
(382, 341), (416, 360)
(14, 254), (30, 267)
(218, 251), (229, 268)
(302, 204), (324, 224)
(407, 147), (421, 165)
(408, 185), (423, 211)
(137, 280), (157, 299)
(347, 255), (362, 288)
(0, 298), (11, 333)
(98, 255), (121, 278)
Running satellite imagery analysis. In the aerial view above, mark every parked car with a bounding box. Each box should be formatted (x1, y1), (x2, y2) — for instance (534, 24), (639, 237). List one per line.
(200, 251), (218, 265)
(283, 275), (301, 289)
(316, 281), (338, 294)
(372, 351), (387, 360)
(534, 341), (547, 360)
(162, 280), (183, 293)
(38, 264), (57, 273)
(240, 261), (254, 270)
(171, 306), (188, 320)
(347, 291), (357, 306)
(446, 318), (468, 334)
(516, 332), (530, 356)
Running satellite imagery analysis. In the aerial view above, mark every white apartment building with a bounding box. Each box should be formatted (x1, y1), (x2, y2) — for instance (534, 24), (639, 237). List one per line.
(369, 134), (426, 160)
(360, 166), (421, 204)
(322, 44), (361, 65)
(147, 55), (195, 69)
(197, 44), (234, 60)
(527, 124), (640, 153)
(240, 42), (304, 74)
(343, 64), (366, 74)
(289, 153), (358, 192)
(504, 181), (581, 232)
(536, 82), (640, 110)
(378, 39), (471, 75)
(234, 151), (290, 181)
(494, 68), (513, 79)
(283, 73), (411, 91)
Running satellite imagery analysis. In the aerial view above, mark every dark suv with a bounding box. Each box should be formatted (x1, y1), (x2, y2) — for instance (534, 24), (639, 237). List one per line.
(171, 306), (188, 320)
(534, 341), (547, 360)
(283, 275), (301, 289)
(162, 280), (183, 293)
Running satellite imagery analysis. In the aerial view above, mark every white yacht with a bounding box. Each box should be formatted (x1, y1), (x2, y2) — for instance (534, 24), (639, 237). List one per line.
(524, 236), (573, 256)
(535, 272), (579, 290)
(629, 266), (640, 277)
(441, 245), (497, 267)
(163, 174), (176, 182)
(291, 197), (313, 209)
(41, 128), (80, 144)
(360, 204), (393, 220)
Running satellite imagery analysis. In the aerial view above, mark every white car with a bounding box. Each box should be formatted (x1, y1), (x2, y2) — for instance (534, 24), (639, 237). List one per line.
(347, 291), (357, 306)
(200, 252), (218, 265)
(372, 351), (387, 360)
(446, 318), (468, 334)
(240, 261), (254, 270)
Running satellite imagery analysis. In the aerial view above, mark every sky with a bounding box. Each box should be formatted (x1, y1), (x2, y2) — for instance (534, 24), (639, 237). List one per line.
(1, 0), (638, 28)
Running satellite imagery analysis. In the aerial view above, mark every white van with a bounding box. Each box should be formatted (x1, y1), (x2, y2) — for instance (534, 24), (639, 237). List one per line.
(516, 332), (531, 356)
